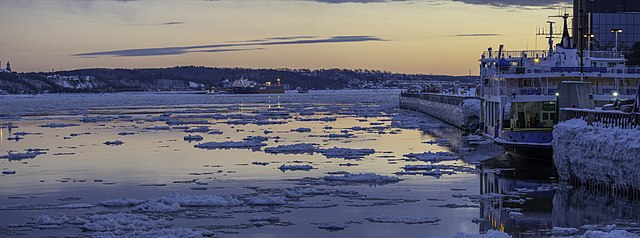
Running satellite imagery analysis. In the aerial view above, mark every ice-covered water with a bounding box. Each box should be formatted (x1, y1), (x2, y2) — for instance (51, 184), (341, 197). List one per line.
(0, 90), (639, 238)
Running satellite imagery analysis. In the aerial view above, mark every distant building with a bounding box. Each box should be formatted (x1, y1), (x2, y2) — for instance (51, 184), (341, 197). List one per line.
(573, 0), (640, 53)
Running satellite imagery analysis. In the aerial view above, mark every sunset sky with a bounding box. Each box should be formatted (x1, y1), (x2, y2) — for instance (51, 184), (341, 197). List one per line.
(0, 0), (570, 75)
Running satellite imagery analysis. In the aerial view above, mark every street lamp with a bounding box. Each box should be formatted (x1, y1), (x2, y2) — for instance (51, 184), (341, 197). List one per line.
(583, 34), (595, 52)
(611, 28), (623, 53)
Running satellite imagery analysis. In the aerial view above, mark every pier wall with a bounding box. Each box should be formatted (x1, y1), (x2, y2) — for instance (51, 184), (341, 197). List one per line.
(554, 109), (640, 196)
(399, 92), (480, 131)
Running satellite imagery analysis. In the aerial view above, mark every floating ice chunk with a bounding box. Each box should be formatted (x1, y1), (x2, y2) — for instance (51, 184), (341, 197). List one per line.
(207, 130), (223, 135)
(145, 126), (171, 130)
(404, 151), (459, 163)
(316, 222), (345, 231)
(32, 213), (71, 229)
(99, 198), (146, 207)
(134, 198), (181, 212)
(551, 227), (579, 236)
(184, 126), (210, 133)
(104, 140), (124, 146)
(252, 161), (269, 166)
(0, 150), (46, 160)
(39, 123), (80, 128)
(327, 133), (354, 138)
(255, 119), (288, 125)
(317, 147), (375, 159)
(323, 173), (400, 184)
(580, 230), (639, 238)
(365, 215), (440, 224)
(118, 131), (136, 136)
(183, 135), (204, 142)
(81, 116), (116, 123)
(264, 143), (316, 154)
(247, 195), (286, 206)
(166, 119), (210, 126)
(195, 136), (267, 150)
(403, 164), (436, 170)
(282, 188), (332, 198)
(101, 227), (206, 238)
(291, 127), (312, 133)
(508, 211), (524, 218)
(286, 201), (337, 208)
(436, 230), (511, 238)
(163, 193), (242, 207)
(2, 170), (16, 175)
(263, 130), (273, 134)
(279, 164), (314, 171)
(298, 117), (337, 122)
(82, 213), (171, 232)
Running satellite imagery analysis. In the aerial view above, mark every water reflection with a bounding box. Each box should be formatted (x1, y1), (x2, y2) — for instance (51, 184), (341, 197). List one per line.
(479, 153), (640, 236)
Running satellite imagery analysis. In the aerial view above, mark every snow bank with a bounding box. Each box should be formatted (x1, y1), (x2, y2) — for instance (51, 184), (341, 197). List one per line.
(553, 119), (640, 189)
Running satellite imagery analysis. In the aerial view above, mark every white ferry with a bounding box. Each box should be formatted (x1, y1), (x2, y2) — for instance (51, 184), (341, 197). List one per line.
(479, 14), (639, 159)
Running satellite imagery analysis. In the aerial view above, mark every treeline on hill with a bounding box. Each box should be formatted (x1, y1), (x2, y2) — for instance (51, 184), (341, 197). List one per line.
(0, 66), (477, 94)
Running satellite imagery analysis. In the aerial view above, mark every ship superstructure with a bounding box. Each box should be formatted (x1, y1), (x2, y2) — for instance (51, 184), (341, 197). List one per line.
(479, 14), (639, 158)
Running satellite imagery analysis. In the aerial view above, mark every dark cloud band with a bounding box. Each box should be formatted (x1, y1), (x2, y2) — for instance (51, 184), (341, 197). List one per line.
(74, 35), (384, 57)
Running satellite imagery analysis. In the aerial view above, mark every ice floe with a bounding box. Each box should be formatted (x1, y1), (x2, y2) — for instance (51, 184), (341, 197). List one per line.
(39, 123), (80, 128)
(323, 173), (400, 184)
(183, 134), (204, 142)
(365, 215), (440, 224)
(194, 136), (267, 150)
(278, 164), (314, 171)
(317, 147), (375, 159)
(0, 150), (46, 160)
(404, 151), (459, 163)
(104, 140), (124, 146)
(264, 143), (317, 154)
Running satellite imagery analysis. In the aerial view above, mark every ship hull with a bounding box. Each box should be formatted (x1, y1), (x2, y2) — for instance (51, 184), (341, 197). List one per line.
(229, 86), (285, 94)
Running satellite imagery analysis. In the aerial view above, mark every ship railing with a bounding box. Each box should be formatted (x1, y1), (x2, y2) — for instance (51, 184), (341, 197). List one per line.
(560, 108), (640, 130)
(585, 51), (625, 59)
(592, 86), (638, 96)
(482, 50), (548, 59)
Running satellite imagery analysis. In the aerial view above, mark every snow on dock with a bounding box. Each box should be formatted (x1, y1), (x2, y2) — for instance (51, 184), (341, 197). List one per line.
(554, 110), (640, 195)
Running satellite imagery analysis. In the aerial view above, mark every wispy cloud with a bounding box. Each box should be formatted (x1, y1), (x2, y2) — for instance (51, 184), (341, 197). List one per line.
(454, 33), (500, 37)
(74, 35), (385, 57)
(158, 21), (185, 26)
(449, 0), (570, 8)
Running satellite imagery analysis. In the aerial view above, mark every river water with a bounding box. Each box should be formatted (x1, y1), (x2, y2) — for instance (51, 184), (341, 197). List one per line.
(0, 90), (638, 237)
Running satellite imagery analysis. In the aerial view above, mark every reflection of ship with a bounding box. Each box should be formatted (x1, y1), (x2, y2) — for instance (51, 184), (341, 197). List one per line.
(226, 77), (284, 94)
